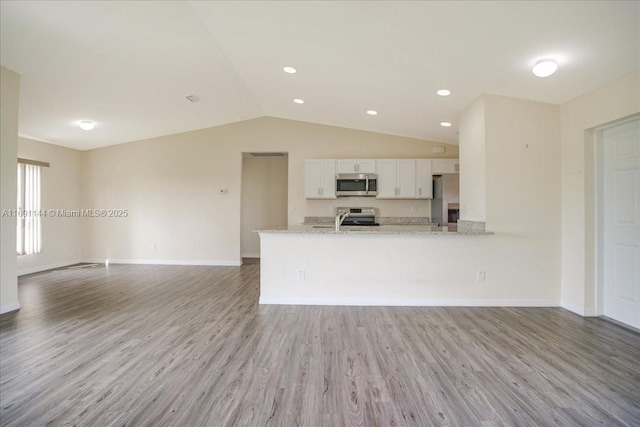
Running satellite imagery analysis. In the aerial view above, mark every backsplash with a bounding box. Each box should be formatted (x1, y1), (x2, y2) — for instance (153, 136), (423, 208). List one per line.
(457, 220), (486, 232)
(304, 198), (431, 218)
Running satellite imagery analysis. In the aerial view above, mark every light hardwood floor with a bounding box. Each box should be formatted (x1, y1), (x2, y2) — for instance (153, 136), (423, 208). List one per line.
(1, 263), (639, 426)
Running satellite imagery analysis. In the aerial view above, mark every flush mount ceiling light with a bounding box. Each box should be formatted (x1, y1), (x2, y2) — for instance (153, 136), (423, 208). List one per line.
(366, 110), (378, 116)
(283, 66), (297, 74)
(78, 120), (95, 131)
(532, 59), (558, 77)
(436, 89), (451, 96)
(293, 98), (304, 104)
(440, 121), (452, 127)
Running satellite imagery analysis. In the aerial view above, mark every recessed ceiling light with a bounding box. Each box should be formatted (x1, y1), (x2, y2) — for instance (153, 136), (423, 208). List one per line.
(366, 110), (378, 116)
(283, 66), (297, 74)
(532, 59), (558, 77)
(440, 121), (452, 127)
(436, 89), (451, 96)
(78, 120), (95, 131)
(293, 98), (304, 104)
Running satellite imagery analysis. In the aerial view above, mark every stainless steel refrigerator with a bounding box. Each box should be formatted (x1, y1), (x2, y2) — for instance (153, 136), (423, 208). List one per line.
(431, 173), (459, 229)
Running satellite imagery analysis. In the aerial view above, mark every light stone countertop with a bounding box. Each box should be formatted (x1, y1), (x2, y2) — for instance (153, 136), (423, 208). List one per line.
(303, 216), (435, 226)
(256, 225), (493, 236)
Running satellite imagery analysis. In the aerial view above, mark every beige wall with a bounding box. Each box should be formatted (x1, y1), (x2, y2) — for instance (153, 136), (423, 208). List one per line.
(458, 94), (562, 305)
(17, 138), (83, 275)
(560, 70), (640, 315)
(82, 117), (457, 265)
(1, 66), (20, 314)
(241, 154), (288, 257)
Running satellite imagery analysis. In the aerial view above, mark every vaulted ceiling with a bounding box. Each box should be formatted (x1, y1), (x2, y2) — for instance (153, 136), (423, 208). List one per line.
(1, 1), (638, 150)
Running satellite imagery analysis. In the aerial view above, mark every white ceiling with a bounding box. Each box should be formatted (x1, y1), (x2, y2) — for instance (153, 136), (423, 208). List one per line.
(1, 1), (638, 151)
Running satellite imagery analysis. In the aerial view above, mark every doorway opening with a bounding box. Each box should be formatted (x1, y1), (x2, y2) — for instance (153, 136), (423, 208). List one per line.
(240, 152), (288, 263)
(595, 116), (639, 330)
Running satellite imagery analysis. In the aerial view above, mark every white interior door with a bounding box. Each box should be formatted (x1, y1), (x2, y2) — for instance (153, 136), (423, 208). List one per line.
(602, 119), (640, 329)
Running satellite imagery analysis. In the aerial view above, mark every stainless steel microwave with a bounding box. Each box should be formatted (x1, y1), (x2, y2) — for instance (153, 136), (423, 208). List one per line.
(336, 173), (378, 197)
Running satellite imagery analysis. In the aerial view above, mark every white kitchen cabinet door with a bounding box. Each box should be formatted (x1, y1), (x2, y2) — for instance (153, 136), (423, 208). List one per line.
(356, 159), (376, 173)
(376, 159), (416, 199)
(336, 160), (358, 174)
(432, 159), (459, 174)
(336, 159), (376, 174)
(305, 160), (336, 199)
(376, 159), (398, 198)
(396, 160), (417, 198)
(416, 159), (433, 199)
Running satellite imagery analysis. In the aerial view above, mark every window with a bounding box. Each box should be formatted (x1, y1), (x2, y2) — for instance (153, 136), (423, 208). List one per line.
(17, 160), (44, 255)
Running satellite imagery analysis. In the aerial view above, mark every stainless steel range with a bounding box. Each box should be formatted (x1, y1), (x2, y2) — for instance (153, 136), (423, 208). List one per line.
(335, 207), (379, 226)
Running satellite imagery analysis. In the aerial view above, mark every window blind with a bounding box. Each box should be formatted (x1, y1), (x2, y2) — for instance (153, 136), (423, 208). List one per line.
(17, 163), (42, 255)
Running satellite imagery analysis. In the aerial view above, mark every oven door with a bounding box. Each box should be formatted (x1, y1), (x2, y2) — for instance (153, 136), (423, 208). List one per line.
(336, 174), (377, 197)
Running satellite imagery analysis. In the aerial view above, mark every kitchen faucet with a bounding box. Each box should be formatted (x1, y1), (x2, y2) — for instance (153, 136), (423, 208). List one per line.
(335, 212), (349, 232)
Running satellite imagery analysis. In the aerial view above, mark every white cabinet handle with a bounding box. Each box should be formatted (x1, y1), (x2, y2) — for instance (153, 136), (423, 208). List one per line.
(419, 188), (422, 196)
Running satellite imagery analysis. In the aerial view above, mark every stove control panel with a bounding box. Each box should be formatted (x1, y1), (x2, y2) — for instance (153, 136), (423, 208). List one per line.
(336, 207), (376, 217)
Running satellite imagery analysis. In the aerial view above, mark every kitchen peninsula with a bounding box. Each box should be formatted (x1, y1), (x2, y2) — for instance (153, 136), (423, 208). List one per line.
(257, 222), (493, 306)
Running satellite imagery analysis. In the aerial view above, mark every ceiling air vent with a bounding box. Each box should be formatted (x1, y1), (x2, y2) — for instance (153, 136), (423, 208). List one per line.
(186, 95), (200, 103)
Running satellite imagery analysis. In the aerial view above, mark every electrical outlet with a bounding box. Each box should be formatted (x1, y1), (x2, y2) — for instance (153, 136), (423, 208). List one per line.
(476, 271), (485, 282)
(296, 269), (305, 281)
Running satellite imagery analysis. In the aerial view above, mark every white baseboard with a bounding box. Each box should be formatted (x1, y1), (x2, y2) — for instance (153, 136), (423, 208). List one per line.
(0, 302), (21, 315)
(18, 259), (83, 276)
(241, 253), (260, 258)
(83, 258), (242, 267)
(560, 302), (590, 316)
(259, 297), (561, 307)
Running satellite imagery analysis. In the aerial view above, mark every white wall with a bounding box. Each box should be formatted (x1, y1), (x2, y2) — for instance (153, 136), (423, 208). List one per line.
(241, 154), (288, 257)
(0, 66), (20, 314)
(560, 70), (640, 316)
(82, 117), (457, 265)
(484, 95), (561, 235)
(459, 96), (485, 221)
(456, 94), (561, 305)
(259, 231), (560, 305)
(17, 138), (83, 275)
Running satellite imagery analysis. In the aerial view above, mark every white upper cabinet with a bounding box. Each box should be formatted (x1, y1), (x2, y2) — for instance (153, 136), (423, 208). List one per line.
(336, 159), (376, 174)
(305, 160), (336, 199)
(396, 160), (417, 198)
(376, 159), (416, 199)
(416, 159), (433, 199)
(376, 160), (397, 198)
(432, 158), (460, 174)
(305, 158), (455, 200)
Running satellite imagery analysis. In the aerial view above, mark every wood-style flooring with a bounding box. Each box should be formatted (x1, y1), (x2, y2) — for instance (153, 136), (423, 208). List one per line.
(1, 263), (639, 426)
